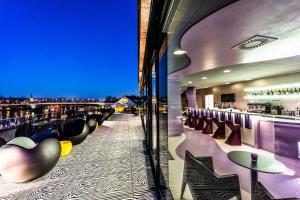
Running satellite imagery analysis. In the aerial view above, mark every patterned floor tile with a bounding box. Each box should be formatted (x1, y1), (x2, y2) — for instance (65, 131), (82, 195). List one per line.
(0, 114), (160, 200)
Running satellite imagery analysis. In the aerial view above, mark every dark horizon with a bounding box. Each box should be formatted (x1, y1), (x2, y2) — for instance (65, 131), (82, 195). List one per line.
(0, 0), (138, 98)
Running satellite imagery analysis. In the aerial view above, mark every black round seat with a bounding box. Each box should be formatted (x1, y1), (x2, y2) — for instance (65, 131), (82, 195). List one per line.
(86, 114), (98, 133)
(0, 137), (61, 183)
(0, 137), (6, 147)
(59, 118), (89, 145)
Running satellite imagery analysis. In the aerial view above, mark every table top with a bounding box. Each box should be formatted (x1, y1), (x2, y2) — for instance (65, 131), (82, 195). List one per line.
(227, 151), (286, 174)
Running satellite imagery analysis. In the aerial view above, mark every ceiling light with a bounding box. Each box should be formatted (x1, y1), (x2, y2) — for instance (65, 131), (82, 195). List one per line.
(223, 69), (231, 73)
(246, 78), (252, 81)
(225, 82), (230, 85)
(201, 77), (207, 80)
(173, 50), (187, 55)
(188, 81), (193, 84)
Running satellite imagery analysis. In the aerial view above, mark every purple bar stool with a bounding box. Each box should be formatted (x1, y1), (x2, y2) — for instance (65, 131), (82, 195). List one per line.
(184, 114), (192, 126)
(195, 116), (204, 130)
(225, 120), (242, 145)
(202, 116), (213, 134)
(212, 118), (226, 139)
(190, 115), (198, 128)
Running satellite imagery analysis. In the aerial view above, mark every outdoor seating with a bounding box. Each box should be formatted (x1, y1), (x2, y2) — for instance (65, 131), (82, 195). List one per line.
(0, 137), (6, 147)
(181, 151), (241, 200)
(60, 140), (72, 156)
(58, 118), (89, 145)
(86, 116), (98, 134)
(0, 137), (61, 183)
(31, 128), (59, 143)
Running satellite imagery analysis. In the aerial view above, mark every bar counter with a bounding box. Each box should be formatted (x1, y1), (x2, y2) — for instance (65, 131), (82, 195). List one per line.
(186, 107), (300, 159)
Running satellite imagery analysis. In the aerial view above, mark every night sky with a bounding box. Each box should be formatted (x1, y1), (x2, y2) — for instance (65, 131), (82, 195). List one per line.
(0, 0), (137, 98)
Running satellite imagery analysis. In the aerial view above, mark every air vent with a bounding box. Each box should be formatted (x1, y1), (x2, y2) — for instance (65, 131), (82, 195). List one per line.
(232, 35), (278, 50)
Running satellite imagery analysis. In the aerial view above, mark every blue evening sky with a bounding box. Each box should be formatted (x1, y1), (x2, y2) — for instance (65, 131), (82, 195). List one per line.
(0, 0), (137, 98)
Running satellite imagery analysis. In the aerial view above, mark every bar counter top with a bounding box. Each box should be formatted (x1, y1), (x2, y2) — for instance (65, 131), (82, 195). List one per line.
(197, 108), (300, 123)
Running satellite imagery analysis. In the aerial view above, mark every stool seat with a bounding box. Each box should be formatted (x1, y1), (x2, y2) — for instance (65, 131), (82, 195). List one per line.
(195, 116), (204, 130)
(202, 116), (213, 134)
(184, 114), (192, 126)
(225, 120), (241, 145)
(212, 118), (226, 139)
(190, 116), (198, 128)
(60, 140), (72, 156)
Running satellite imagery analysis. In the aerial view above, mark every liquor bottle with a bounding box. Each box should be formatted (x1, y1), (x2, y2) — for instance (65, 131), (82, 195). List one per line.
(294, 88), (298, 94)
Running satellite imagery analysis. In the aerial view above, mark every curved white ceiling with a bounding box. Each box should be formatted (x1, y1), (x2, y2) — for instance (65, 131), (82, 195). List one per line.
(169, 0), (300, 79)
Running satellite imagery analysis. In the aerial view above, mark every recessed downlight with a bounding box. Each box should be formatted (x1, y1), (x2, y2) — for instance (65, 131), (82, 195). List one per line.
(223, 69), (231, 73)
(173, 50), (187, 55)
(201, 77), (208, 80)
(225, 82), (230, 85)
(188, 81), (193, 84)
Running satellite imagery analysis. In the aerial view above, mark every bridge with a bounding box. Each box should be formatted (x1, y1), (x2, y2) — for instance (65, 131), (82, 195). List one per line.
(0, 102), (113, 107)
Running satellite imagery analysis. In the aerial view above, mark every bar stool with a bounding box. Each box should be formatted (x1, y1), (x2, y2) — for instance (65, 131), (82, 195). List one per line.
(225, 120), (242, 145)
(202, 116), (213, 134)
(212, 118), (226, 139)
(184, 114), (192, 126)
(195, 116), (204, 130)
(190, 115), (198, 128)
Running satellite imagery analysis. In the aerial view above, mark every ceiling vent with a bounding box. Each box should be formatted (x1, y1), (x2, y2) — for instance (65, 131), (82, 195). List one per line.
(232, 35), (278, 50)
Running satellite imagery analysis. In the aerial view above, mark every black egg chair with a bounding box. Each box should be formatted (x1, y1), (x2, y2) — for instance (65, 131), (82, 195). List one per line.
(0, 137), (6, 147)
(15, 123), (33, 137)
(31, 128), (59, 143)
(87, 118), (97, 133)
(86, 114), (100, 133)
(58, 118), (89, 145)
(0, 137), (61, 183)
(87, 114), (103, 125)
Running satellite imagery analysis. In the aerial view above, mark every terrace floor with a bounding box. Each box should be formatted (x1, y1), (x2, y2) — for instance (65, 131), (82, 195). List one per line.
(0, 113), (159, 200)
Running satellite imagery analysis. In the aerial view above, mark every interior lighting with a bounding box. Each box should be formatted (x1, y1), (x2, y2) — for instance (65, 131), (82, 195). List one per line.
(244, 83), (300, 92)
(225, 82), (230, 85)
(173, 50), (187, 55)
(223, 69), (231, 73)
(188, 81), (193, 84)
(298, 141), (300, 159)
(244, 94), (300, 100)
(201, 77), (208, 80)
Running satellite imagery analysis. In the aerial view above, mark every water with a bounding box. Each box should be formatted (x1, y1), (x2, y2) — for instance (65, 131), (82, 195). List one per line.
(0, 104), (110, 131)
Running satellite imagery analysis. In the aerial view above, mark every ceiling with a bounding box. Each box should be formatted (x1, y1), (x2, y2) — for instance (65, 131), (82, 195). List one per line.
(169, 0), (300, 84)
(164, 0), (237, 74)
(138, 0), (151, 84)
(181, 55), (300, 89)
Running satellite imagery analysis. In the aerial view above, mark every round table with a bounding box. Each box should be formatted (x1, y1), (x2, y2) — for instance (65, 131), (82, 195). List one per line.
(228, 151), (286, 200)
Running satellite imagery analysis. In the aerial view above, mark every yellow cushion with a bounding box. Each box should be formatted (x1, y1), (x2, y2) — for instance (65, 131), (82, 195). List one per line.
(116, 106), (125, 112)
(60, 141), (72, 157)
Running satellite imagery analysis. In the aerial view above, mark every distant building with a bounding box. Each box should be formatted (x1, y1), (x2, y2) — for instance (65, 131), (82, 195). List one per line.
(113, 96), (139, 112)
